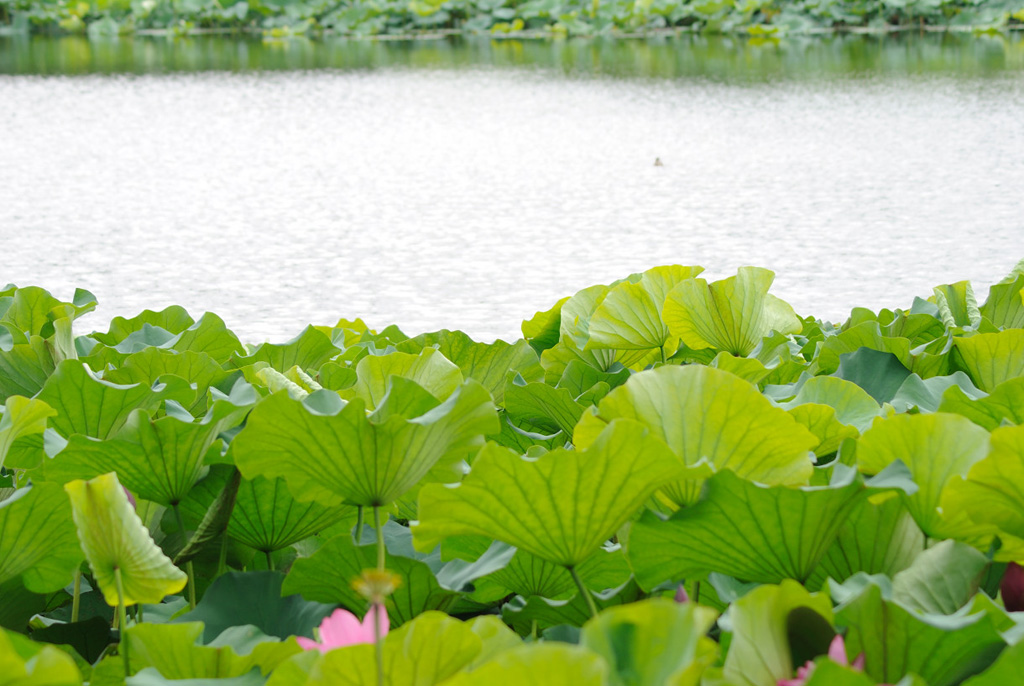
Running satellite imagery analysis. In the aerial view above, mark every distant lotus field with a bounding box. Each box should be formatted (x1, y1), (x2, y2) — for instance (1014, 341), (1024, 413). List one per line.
(3, 262), (1024, 685)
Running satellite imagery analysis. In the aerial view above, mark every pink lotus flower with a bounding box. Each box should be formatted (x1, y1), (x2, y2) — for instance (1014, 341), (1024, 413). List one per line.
(778, 635), (865, 686)
(1002, 562), (1024, 612)
(674, 585), (690, 603)
(297, 604), (389, 653)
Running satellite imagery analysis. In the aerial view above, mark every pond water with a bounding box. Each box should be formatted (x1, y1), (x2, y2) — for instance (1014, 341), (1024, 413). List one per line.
(1, 33), (1023, 343)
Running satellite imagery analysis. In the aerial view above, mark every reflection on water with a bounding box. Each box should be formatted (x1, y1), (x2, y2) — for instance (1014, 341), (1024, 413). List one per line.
(1, 35), (1022, 343)
(1, 32), (1023, 78)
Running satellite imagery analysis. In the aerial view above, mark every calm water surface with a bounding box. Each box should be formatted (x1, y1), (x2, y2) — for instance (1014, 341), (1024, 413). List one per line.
(1, 34), (1023, 343)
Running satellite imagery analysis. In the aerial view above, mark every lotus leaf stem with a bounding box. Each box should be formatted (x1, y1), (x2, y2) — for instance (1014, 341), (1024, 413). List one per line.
(173, 504), (197, 609)
(355, 505), (364, 542)
(568, 565), (598, 619)
(115, 567), (130, 678)
(374, 506), (385, 572)
(374, 605), (385, 686)
(71, 569), (81, 623)
(265, 550), (275, 571)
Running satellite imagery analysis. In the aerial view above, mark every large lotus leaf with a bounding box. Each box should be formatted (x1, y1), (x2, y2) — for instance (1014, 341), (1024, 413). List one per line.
(779, 376), (883, 434)
(443, 643), (608, 686)
(343, 348), (463, 409)
(856, 413), (990, 538)
(65, 472), (187, 606)
(502, 580), (642, 634)
(92, 306), (195, 346)
(661, 266), (800, 357)
(170, 313), (246, 364)
(574, 365), (817, 507)
(806, 496), (923, 591)
(414, 419), (684, 567)
(961, 641), (1024, 685)
(628, 467), (871, 590)
(890, 372), (985, 414)
(785, 404), (859, 458)
(125, 622), (300, 680)
(833, 347), (913, 404)
(587, 266), (704, 353)
(0, 395), (55, 470)
(104, 348), (230, 416)
(890, 540), (988, 615)
(561, 283), (613, 351)
(0, 483), (83, 593)
(813, 322), (914, 376)
(229, 326), (338, 372)
(953, 330), (1024, 392)
(503, 376), (588, 437)
(304, 612), (481, 686)
(178, 465), (351, 554)
(942, 424), (1024, 553)
(580, 598), (718, 686)
(0, 628), (82, 686)
(173, 572), (332, 642)
(934, 281), (982, 329)
(833, 577), (1006, 686)
(125, 669), (264, 686)
(485, 546), (631, 600)
(233, 379), (497, 508)
(45, 389), (253, 506)
(522, 297), (570, 355)
(0, 286), (95, 338)
(283, 523), (459, 626)
(463, 615), (521, 668)
(396, 330), (543, 405)
(721, 580), (834, 686)
(801, 661), (878, 686)
(938, 377), (1024, 430)
(37, 360), (192, 440)
(539, 338), (655, 387)
(979, 259), (1024, 329)
(0, 335), (56, 402)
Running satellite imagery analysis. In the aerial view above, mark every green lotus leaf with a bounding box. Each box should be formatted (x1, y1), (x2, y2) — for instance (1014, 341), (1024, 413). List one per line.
(979, 258), (1024, 329)
(414, 419), (684, 567)
(586, 265), (704, 353)
(485, 546), (631, 600)
(580, 597), (718, 686)
(37, 360), (193, 440)
(343, 348), (463, 409)
(0, 335), (57, 402)
(0, 483), (83, 593)
(806, 496), (923, 591)
(0, 628), (82, 686)
(125, 622), (300, 679)
(890, 539), (988, 615)
(661, 266), (800, 357)
(0, 286), (95, 338)
(785, 404), (859, 457)
(104, 348), (230, 416)
(503, 375), (589, 437)
(540, 337), (656, 387)
(953, 330), (1024, 392)
(229, 325), (338, 372)
(934, 281), (982, 329)
(802, 660), (879, 686)
(779, 376), (883, 433)
(464, 615), (521, 669)
(574, 365), (817, 507)
(628, 467), (871, 590)
(65, 472), (188, 606)
(174, 467), (242, 565)
(490, 413), (567, 453)
(0, 396), (55, 471)
(45, 388), (254, 507)
(856, 413), (990, 538)
(178, 465), (352, 555)
(833, 347), (913, 404)
(169, 313), (246, 364)
(125, 668), (265, 686)
(304, 611), (481, 686)
(938, 377), (1024, 430)
(942, 424), (1024, 553)
(833, 577), (1006, 686)
(92, 305), (195, 346)
(233, 378), (497, 508)
(443, 643), (608, 686)
(502, 580), (642, 634)
(397, 330), (543, 405)
(283, 522), (460, 626)
(813, 322), (913, 376)
(721, 580), (834, 686)
(173, 572), (332, 642)
(961, 641), (1024, 686)
(890, 372), (984, 414)
(522, 297), (570, 355)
